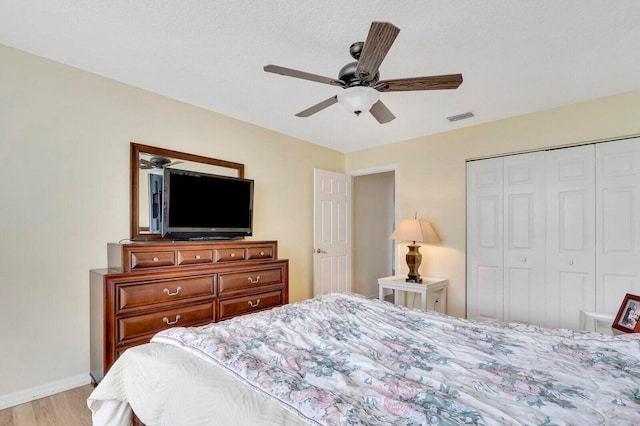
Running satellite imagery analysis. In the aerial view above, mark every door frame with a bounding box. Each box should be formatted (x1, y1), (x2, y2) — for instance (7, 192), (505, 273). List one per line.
(348, 163), (399, 277)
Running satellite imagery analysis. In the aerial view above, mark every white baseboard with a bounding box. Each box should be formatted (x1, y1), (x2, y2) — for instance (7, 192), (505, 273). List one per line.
(0, 373), (91, 410)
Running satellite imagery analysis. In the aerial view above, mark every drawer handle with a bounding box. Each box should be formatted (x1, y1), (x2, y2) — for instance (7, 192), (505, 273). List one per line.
(195, 254), (201, 260)
(152, 257), (159, 262)
(163, 286), (182, 296)
(230, 253), (236, 258)
(259, 251), (265, 256)
(247, 299), (261, 308)
(162, 315), (181, 325)
(247, 276), (261, 284)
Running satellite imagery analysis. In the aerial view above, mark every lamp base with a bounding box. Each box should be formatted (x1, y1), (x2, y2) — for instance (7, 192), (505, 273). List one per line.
(405, 244), (422, 284)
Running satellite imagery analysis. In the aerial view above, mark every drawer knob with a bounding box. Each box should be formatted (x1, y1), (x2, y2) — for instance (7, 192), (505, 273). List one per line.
(259, 251), (265, 256)
(162, 314), (181, 325)
(195, 254), (201, 260)
(247, 276), (261, 284)
(230, 253), (235, 258)
(247, 299), (261, 308)
(163, 286), (182, 296)
(152, 257), (159, 262)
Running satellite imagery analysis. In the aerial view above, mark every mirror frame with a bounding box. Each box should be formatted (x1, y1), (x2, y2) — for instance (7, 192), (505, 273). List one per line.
(130, 142), (245, 241)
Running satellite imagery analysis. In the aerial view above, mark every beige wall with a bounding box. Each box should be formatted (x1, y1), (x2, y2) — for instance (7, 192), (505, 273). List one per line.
(0, 45), (343, 398)
(346, 90), (640, 318)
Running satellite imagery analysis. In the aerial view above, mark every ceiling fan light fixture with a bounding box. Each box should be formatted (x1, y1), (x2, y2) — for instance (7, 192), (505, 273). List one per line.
(337, 86), (379, 116)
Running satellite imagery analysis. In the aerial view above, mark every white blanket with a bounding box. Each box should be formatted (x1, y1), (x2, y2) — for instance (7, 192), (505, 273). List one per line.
(87, 342), (306, 425)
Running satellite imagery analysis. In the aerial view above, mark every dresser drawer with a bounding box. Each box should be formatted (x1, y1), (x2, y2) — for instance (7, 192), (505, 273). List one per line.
(246, 246), (274, 260)
(117, 275), (216, 312)
(117, 302), (214, 344)
(178, 249), (214, 266)
(219, 291), (282, 320)
(130, 250), (176, 269)
(215, 248), (246, 262)
(218, 268), (283, 294)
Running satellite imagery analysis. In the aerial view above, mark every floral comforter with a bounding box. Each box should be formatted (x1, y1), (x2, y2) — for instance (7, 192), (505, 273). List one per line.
(152, 293), (640, 425)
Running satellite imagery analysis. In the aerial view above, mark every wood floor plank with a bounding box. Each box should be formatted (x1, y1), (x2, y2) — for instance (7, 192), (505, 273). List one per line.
(0, 385), (93, 426)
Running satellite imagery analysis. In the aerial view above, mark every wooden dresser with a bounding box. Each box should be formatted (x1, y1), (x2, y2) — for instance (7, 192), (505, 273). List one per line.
(90, 240), (288, 383)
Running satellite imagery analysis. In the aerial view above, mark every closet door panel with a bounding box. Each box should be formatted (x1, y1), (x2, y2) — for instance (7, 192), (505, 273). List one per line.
(467, 157), (504, 321)
(596, 138), (640, 314)
(546, 145), (595, 329)
(503, 152), (546, 326)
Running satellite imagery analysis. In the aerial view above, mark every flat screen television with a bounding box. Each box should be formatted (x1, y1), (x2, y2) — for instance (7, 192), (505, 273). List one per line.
(162, 168), (254, 240)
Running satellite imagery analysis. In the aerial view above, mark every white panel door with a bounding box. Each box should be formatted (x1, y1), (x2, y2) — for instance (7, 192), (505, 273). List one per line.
(595, 138), (640, 314)
(546, 145), (596, 329)
(313, 169), (352, 295)
(503, 152), (546, 326)
(466, 157), (504, 321)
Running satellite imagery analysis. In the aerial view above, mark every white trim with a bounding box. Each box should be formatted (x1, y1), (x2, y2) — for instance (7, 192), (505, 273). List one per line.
(347, 163), (398, 176)
(0, 373), (91, 410)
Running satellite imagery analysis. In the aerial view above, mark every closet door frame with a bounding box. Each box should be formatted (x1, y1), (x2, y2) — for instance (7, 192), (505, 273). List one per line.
(467, 137), (639, 328)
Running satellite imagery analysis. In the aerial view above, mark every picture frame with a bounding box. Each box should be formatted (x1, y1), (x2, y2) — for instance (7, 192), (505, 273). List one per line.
(612, 293), (640, 333)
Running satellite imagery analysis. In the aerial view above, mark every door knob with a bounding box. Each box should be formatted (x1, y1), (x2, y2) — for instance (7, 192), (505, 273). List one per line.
(315, 248), (326, 254)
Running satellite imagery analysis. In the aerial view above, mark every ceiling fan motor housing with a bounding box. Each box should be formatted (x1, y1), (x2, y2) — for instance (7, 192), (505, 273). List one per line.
(339, 61), (379, 87)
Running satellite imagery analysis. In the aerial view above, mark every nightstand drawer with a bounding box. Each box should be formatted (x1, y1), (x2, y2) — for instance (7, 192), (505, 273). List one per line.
(117, 275), (216, 312)
(218, 268), (283, 294)
(219, 291), (282, 320)
(117, 302), (214, 344)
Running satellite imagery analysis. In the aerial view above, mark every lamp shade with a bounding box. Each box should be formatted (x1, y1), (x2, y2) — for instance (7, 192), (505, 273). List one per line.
(390, 219), (440, 243)
(337, 86), (380, 115)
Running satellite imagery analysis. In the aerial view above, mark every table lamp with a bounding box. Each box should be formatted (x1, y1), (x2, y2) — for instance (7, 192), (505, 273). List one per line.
(390, 218), (440, 283)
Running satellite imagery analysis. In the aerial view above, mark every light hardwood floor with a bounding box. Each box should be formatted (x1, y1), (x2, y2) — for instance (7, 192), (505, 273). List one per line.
(0, 385), (94, 426)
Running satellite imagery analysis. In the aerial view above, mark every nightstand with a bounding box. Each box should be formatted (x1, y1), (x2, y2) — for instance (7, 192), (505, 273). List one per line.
(378, 275), (448, 314)
(579, 310), (615, 335)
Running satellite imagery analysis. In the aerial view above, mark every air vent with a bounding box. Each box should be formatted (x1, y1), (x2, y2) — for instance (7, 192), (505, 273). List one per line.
(446, 111), (474, 122)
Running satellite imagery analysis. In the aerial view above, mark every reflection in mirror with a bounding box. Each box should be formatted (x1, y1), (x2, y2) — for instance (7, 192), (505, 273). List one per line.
(131, 143), (244, 240)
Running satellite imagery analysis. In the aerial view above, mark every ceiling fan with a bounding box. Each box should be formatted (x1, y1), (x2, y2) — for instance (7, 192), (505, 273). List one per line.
(264, 21), (463, 124)
(139, 156), (183, 170)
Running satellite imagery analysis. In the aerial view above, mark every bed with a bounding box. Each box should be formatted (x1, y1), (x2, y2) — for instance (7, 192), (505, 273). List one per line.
(88, 293), (640, 425)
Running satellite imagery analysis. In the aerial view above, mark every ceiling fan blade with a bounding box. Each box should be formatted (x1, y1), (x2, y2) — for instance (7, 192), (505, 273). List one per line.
(377, 74), (463, 92)
(369, 100), (396, 124)
(355, 22), (400, 82)
(264, 65), (345, 87)
(139, 158), (154, 169)
(295, 96), (339, 117)
(166, 161), (184, 167)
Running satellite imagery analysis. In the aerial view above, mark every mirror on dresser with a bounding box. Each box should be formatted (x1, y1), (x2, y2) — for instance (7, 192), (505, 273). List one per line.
(130, 142), (244, 240)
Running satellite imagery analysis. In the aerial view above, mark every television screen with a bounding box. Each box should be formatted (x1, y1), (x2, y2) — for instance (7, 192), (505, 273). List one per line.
(162, 168), (253, 239)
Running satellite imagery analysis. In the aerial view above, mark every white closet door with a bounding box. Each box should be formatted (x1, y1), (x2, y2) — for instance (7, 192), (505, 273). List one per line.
(545, 145), (596, 329)
(467, 157), (504, 321)
(503, 152), (546, 325)
(596, 138), (640, 314)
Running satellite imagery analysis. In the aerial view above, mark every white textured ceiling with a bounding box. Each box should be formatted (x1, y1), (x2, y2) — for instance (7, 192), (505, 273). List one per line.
(2, 1), (639, 152)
